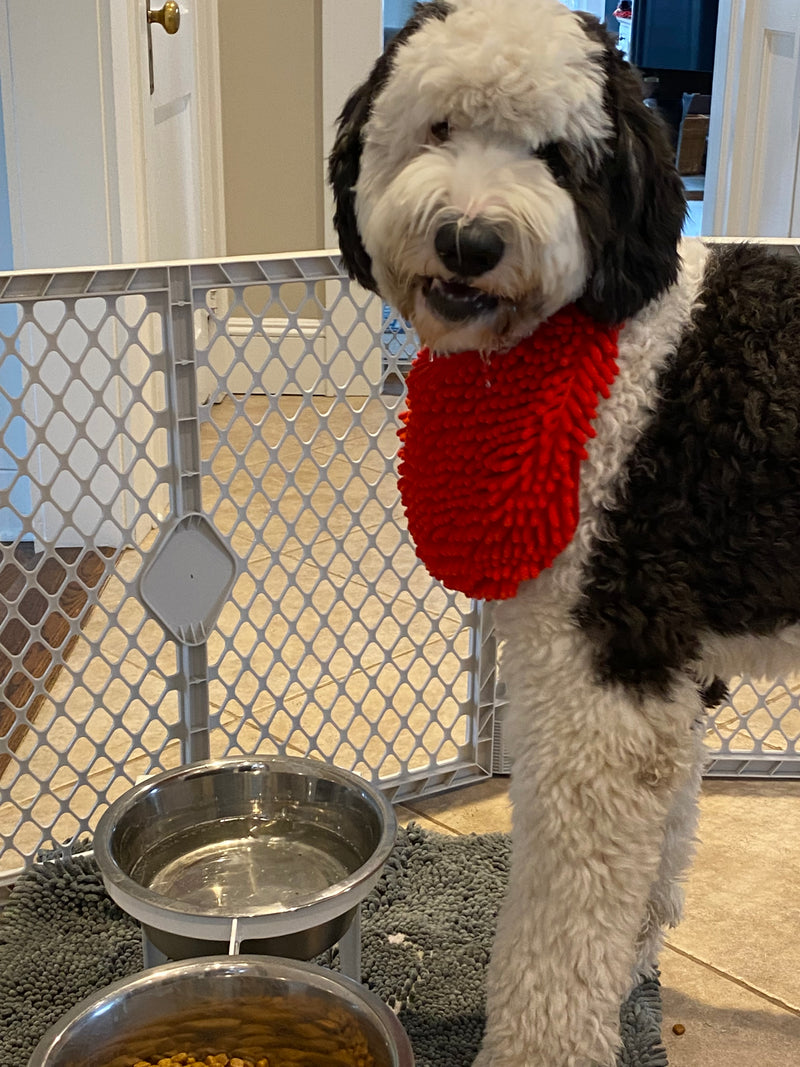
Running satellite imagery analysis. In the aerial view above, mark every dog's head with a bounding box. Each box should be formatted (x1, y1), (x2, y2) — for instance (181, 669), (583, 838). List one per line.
(329, 0), (686, 353)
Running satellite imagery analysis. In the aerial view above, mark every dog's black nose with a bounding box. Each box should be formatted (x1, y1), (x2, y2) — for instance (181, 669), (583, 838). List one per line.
(434, 219), (505, 277)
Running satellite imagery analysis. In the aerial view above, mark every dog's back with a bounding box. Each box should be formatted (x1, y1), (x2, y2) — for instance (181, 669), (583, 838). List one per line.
(578, 242), (800, 697)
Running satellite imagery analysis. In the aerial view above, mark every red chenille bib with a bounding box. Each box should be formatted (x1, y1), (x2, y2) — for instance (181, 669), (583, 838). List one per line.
(397, 306), (620, 600)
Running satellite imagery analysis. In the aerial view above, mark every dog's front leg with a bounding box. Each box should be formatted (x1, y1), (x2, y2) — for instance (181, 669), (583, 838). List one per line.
(475, 595), (701, 1067)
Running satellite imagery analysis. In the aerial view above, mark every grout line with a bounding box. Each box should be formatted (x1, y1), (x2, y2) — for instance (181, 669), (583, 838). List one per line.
(664, 942), (800, 1016)
(208, 629), (459, 732)
(400, 803), (466, 836)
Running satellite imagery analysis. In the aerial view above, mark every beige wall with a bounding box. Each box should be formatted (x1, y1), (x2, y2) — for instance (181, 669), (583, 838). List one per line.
(218, 0), (323, 256)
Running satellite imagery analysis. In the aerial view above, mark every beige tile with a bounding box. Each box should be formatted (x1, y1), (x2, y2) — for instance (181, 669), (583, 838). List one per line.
(217, 635), (473, 784)
(0, 738), (187, 877)
(201, 394), (393, 483)
(660, 945), (800, 1066)
(394, 804), (457, 835)
(709, 675), (800, 753)
(668, 779), (800, 1010)
(203, 538), (472, 740)
(209, 602), (469, 709)
(402, 776), (512, 835)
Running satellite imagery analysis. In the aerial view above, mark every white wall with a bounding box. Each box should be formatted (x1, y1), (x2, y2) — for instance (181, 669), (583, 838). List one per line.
(217, 0), (383, 257)
(0, 1), (120, 268)
(321, 0), (383, 247)
(218, 0), (324, 256)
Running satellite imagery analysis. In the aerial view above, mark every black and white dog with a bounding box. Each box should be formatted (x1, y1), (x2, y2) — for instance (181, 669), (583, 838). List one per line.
(329, 1), (800, 1064)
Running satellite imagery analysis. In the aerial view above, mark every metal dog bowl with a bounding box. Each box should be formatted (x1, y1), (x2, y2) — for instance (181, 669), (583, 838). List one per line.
(28, 955), (414, 1067)
(94, 756), (396, 962)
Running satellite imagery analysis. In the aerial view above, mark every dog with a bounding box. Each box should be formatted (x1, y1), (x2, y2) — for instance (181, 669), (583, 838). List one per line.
(329, 1), (800, 1064)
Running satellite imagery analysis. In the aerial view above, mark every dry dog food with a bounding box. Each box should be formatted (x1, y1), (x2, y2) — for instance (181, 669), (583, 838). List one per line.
(107, 999), (375, 1067)
(133, 1058), (267, 1067)
(131, 1054), (267, 1062)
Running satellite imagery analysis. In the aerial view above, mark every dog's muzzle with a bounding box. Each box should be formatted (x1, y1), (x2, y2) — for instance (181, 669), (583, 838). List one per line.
(427, 218), (504, 322)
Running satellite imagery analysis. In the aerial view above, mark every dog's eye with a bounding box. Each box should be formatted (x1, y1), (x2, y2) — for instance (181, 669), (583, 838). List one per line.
(430, 120), (451, 144)
(533, 142), (568, 183)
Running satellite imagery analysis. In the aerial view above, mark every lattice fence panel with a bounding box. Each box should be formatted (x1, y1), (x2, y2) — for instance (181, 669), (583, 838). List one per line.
(704, 673), (800, 776)
(2, 250), (800, 879)
(189, 261), (484, 787)
(0, 273), (183, 875)
(0, 256), (492, 880)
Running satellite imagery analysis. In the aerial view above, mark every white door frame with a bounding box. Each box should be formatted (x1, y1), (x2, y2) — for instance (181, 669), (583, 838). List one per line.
(192, 1), (226, 259)
(705, 0), (800, 237)
(320, 0), (383, 250)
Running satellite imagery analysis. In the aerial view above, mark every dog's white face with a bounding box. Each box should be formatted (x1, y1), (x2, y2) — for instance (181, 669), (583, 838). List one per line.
(357, 0), (610, 353)
(330, 0), (686, 353)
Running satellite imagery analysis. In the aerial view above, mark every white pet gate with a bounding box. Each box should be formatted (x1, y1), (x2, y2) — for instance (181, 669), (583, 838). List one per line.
(1, 248), (799, 881)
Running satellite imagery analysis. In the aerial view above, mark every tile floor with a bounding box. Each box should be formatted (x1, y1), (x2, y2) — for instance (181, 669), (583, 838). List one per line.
(396, 774), (800, 1066)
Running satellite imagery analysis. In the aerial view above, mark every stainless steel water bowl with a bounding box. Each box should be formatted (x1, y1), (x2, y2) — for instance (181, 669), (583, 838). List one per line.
(94, 756), (397, 960)
(27, 956), (414, 1067)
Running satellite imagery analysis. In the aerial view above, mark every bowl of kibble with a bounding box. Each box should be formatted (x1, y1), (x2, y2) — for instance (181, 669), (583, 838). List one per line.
(94, 756), (396, 960)
(27, 955), (414, 1067)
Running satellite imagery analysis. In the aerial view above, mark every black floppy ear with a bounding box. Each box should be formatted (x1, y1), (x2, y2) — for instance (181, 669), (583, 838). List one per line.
(574, 16), (686, 323)
(329, 78), (380, 292)
(328, 1), (453, 293)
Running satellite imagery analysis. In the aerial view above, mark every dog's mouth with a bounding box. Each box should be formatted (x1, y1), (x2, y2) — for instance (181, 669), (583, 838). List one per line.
(422, 277), (500, 322)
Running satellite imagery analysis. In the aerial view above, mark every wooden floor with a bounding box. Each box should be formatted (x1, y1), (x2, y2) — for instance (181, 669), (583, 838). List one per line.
(0, 544), (114, 778)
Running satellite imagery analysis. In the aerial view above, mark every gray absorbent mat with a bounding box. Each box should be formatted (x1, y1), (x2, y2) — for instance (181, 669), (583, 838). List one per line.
(0, 824), (667, 1067)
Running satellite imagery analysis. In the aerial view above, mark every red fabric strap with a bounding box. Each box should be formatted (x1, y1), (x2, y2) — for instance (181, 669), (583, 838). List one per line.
(397, 306), (620, 600)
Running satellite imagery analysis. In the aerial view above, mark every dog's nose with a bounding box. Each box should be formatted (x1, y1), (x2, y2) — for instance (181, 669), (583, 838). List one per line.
(434, 219), (505, 277)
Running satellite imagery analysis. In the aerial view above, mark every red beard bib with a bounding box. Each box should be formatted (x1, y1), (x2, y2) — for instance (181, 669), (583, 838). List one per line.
(397, 306), (620, 600)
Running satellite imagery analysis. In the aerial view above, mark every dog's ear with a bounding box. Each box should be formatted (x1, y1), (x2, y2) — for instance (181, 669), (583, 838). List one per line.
(329, 77), (380, 291)
(328, 1), (452, 292)
(574, 16), (687, 323)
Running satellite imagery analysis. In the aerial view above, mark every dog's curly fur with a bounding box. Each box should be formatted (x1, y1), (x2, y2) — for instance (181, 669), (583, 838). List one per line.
(329, 2), (800, 1064)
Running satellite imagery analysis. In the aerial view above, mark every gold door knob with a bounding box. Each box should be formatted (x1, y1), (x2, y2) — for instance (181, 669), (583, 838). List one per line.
(148, 1), (181, 35)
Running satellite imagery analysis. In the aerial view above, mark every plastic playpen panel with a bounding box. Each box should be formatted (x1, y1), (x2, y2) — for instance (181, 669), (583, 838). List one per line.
(0, 255), (491, 879)
(1, 250), (798, 878)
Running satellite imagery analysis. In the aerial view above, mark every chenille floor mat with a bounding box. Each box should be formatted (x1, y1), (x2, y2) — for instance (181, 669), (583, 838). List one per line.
(0, 824), (666, 1067)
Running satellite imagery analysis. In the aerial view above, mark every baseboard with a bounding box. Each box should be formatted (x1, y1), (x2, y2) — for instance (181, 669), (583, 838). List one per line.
(209, 315), (322, 396)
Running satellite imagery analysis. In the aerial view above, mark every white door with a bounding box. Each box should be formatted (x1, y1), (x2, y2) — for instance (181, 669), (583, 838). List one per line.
(705, 0), (800, 236)
(141, 0), (224, 261)
(0, 0), (223, 546)
(0, 0), (223, 268)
